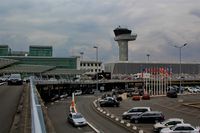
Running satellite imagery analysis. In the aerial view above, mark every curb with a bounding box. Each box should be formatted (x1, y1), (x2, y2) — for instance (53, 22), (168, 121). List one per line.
(36, 88), (57, 133)
(92, 100), (145, 133)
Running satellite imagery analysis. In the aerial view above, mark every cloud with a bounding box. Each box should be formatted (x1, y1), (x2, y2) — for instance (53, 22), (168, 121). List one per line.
(0, 0), (200, 63)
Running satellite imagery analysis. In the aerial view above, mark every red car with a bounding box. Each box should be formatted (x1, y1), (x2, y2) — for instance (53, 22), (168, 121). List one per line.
(132, 94), (141, 101)
(142, 93), (150, 100)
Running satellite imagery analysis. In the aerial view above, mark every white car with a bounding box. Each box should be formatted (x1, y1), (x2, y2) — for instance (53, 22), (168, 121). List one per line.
(122, 107), (151, 120)
(74, 90), (82, 96)
(153, 118), (184, 132)
(160, 123), (199, 133)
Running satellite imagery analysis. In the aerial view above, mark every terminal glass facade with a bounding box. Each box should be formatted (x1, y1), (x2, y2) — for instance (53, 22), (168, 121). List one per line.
(0, 45), (10, 56)
(29, 46), (52, 56)
(2, 57), (77, 69)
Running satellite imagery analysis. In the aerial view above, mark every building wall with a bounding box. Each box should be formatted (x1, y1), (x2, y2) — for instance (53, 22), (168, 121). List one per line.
(29, 45), (52, 56)
(80, 61), (102, 74)
(2, 56), (77, 69)
(105, 62), (200, 74)
(0, 45), (10, 56)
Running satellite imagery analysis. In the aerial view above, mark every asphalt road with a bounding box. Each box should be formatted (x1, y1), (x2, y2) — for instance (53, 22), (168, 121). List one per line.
(47, 97), (94, 133)
(0, 84), (23, 133)
(47, 95), (131, 133)
(76, 95), (131, 133)
(101, 94), (200, 133)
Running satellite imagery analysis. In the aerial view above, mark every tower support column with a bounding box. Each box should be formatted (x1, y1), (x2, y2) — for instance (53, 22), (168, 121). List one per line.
(118, 41), (128, 61)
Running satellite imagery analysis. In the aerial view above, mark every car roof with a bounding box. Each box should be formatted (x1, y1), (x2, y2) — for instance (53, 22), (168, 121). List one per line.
(143, 111), (162, 114)
(176, 123), (192, 126)
(167, 118), (183, 121)
(130, 107), (151, 109)
(70, 112), (82, 116)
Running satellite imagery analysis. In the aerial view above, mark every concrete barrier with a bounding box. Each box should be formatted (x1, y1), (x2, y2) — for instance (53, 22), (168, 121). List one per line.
(92, 99), (145, 133)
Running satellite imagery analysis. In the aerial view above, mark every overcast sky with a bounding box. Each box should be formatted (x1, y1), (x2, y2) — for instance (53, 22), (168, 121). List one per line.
(0, 0), (200, 63)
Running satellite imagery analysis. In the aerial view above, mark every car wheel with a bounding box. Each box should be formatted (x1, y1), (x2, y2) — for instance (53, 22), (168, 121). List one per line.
(134, 119), (138, 123)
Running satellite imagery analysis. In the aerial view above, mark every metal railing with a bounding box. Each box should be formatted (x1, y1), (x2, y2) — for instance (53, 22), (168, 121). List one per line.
(30, 77), (46, 133)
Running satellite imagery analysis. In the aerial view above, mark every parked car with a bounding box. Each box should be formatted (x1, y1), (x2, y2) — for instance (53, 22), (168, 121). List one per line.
(132, 93), (141, 101)
(153, 118), (184, 133)
(185, 86), (195, 93)
(67, 112), (87, 127)
(142, 93), (150, 100)
(99, 97), (120, 107)
(160, 123), (199, 133)
(122, 107), (151, 120)
(130, 111), (165, 124)
(0, 75), (10, 82)
(7, 74), (23, 85)
(167, 90), (177, 98)
(74, 90), (82, 96)
(83, 89), (94, 94)
(51, 94), (60, 102)
(60, 93), (68, 98)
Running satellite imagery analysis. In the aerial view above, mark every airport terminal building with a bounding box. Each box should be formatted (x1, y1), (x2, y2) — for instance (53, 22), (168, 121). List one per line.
(104, 62), (200, 75)
(0, 45), (103, 79)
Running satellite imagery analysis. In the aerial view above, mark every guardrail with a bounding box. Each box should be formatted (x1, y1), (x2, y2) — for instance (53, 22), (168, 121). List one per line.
(30, 77), (47, 133)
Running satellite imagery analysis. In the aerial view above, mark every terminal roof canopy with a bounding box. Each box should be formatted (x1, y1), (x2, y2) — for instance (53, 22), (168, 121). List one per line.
(43, 68), (88, 75)
(0, 64), (55, 74)
(0, 58), (18, 69)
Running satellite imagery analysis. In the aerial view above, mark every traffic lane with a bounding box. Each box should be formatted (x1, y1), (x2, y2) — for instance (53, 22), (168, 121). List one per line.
(0, 84), (23, 133)
(47, 98), (94, 133)
(76, 95), (131, 133)
(102, 94), (200, 132)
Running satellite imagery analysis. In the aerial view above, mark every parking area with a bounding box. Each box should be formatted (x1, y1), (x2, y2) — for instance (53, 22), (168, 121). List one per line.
(101, 94), (200, 133)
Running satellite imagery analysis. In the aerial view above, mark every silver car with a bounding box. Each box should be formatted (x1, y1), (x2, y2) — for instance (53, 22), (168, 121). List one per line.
(67, 112), (87, 127)
(160, 123), (199, 133)
(122, 107), (151, 120)
(153, 118), (184, 132)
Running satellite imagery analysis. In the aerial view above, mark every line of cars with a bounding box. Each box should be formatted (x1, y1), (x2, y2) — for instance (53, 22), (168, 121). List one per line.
(168, 85), (200, 94)
(121, 106), (199, 133)
(0, 74), (31, 85)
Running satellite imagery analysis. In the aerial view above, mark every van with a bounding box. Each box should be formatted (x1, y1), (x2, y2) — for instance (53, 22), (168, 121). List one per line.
(7, 74), (23, 85)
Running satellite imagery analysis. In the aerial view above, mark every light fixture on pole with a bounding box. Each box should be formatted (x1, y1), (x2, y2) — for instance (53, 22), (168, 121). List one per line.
(146, 54), (150, 63)
(146, 54), (150, 94)
(173, 43), (188, 93)
(93, 46), (98, 91)
(80, 52), (84, 60)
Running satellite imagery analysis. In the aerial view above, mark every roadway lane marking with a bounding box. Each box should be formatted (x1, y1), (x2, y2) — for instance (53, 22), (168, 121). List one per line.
(77, 127), (82, 130)
(87, 122), (101, 133)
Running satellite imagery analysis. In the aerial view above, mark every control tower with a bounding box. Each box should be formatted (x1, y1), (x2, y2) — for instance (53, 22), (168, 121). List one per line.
(114, 26), (137, 61)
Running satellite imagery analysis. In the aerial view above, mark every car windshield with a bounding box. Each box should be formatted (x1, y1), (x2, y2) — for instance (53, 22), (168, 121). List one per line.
(73, 114), (83, 119)
(161, 119), (169, 124)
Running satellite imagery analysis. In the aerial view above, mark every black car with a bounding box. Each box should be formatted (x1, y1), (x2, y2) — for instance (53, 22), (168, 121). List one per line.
(99, 97), (120, 107)
(167, 90), (177, 98)
(130, 111), (165, 123)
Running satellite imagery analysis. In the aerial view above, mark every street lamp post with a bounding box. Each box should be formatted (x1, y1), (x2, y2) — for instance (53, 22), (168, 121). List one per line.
(146, 54), (150, 94)
(173, 43), (187, 93)
(146, 54), (150, 63)
(80, 52), (84, 60)
(93, 46), (98, 91)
